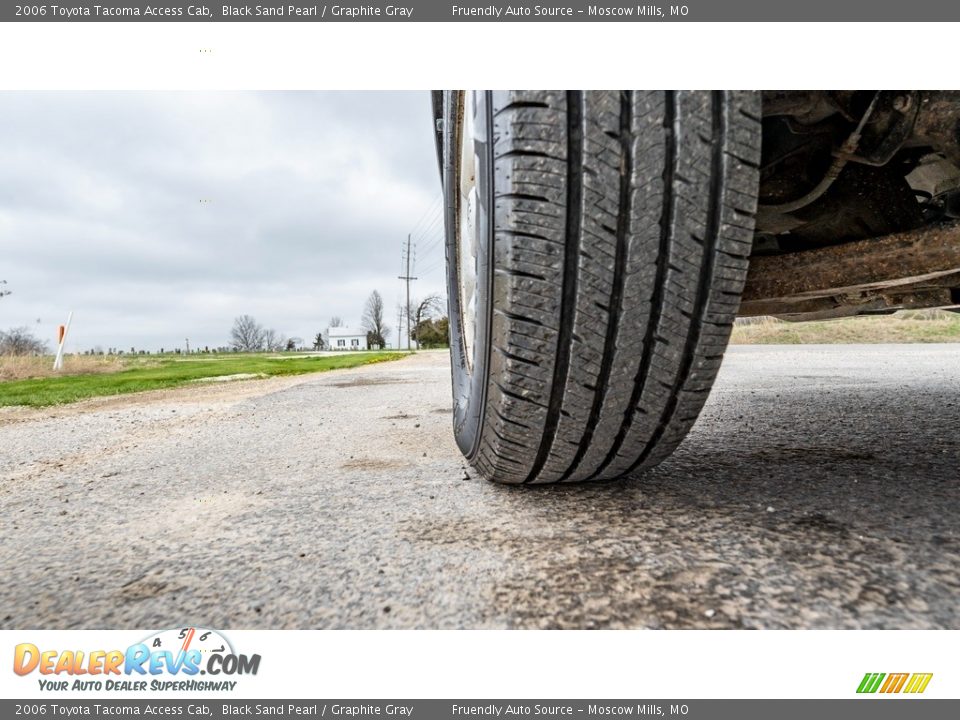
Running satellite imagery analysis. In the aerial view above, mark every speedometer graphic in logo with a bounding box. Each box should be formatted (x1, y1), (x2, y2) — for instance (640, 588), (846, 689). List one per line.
(141, 627), (234, 658)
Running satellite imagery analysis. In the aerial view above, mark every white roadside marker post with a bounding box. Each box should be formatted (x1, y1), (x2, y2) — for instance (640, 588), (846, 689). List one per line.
(52, 311), (73, 372)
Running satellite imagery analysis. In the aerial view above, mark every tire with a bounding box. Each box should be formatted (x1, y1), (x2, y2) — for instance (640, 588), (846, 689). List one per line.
(442, 90), (761, 484)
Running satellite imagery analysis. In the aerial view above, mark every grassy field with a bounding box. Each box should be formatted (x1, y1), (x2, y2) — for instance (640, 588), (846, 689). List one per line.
(0, 354), (134, 382)
(4, 310), (957, 407)
(0, 352), (405, 408)
(731, 310), (960, 345)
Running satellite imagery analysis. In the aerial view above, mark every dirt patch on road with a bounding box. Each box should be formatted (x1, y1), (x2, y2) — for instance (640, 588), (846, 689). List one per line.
(340, 457), (410, 471)
(331, 376), (414, 388)
(119, 568), (184, 602)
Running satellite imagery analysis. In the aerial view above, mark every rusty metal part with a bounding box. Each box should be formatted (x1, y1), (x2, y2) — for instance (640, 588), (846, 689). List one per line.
(844, 91), (920, 167)
(742, 220), (960, 308)
(757, 136), (926, 244)
(909, 91), (960, 163)
(762, 91), (855, 125)
(906, 154), (960, 202)
(740, 286), (957, 321)
(757, 154), (849, 216)
(758, 92), (882, 215)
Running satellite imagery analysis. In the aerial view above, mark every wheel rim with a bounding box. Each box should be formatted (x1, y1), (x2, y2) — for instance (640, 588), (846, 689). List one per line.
(456, 91), (480, 371)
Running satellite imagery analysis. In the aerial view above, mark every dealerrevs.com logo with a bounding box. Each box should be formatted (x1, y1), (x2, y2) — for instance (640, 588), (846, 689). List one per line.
(857, 673), (933, 694)
(13, 627), (261, 692)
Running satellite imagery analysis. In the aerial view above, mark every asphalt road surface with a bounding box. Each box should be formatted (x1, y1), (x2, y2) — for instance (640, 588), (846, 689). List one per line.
(1, 345), (958, 629)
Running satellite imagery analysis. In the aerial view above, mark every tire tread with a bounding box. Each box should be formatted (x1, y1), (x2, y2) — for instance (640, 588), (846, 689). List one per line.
(470, 90), (761, 483)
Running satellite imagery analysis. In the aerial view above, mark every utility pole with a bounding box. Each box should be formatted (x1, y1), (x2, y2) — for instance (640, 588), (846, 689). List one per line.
(398, 233), (417, 350)
(395, 306), (403, 350)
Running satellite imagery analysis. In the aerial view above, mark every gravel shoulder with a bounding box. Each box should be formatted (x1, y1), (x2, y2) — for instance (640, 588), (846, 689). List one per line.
(1, 346), (958, 629)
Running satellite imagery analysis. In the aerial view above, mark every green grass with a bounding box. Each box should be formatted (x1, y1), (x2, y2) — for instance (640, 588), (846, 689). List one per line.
(731, 311), (960, 345)
(0, 352), (406, 408)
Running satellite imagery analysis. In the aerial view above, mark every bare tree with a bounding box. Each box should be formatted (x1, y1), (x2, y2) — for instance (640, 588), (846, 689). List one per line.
(362, 290), (389, 350)
(0, 327), (48, 356)
(329, 316), (343, 328)
(416, 294), (443, 322)
(262, 328), (288, 352)
(262, 328), (277, 351)
(0, 280), (10, 300)
(230, 315), (266, 352)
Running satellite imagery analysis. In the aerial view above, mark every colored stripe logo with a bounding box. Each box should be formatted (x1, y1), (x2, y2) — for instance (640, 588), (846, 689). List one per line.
(857, 672), (933, 694)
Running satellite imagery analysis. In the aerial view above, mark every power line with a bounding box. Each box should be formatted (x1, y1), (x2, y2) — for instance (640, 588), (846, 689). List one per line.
(413, 219), (443, 262)
(412, 206), (443, 239)
(407, 191), (443, 241)
(407, 196), (440, 240)
(418, 230), (445, 259)
(413, 223), (446, 273)
(409, 196), (443, 240)
(418, 257), (445, 276)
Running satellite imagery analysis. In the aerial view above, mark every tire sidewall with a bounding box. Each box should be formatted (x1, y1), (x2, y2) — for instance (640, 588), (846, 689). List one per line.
(444, 90), (494, 461)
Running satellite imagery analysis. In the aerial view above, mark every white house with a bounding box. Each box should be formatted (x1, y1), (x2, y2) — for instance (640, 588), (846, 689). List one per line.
(326, 326), (368, 351)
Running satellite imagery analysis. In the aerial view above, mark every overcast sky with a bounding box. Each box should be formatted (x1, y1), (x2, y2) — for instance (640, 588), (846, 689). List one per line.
(0, 92), (445, 352)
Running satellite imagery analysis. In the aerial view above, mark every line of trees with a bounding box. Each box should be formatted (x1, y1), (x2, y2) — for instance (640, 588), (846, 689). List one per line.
(307, 288), (447, 352)
(229, 315), (301, 352)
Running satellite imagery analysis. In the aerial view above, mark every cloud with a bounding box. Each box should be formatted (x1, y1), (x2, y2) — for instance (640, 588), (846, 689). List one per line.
(0, 92), (446, 350)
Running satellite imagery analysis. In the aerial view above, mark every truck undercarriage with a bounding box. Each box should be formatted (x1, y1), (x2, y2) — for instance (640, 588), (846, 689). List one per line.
(745, 90), (960, 321)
